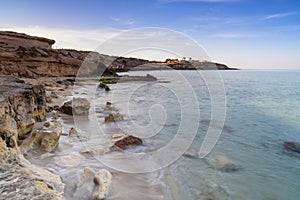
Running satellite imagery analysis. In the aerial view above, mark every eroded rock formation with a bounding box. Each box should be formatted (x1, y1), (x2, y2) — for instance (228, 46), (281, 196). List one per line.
(0, 31), (117, 78)
(0, 75), (46, 147)
(0, 75), (63, 199)
(59, 97), (91, 116)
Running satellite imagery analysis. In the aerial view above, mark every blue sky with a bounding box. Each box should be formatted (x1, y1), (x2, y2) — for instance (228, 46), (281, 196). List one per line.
(1, 0), (300, 69)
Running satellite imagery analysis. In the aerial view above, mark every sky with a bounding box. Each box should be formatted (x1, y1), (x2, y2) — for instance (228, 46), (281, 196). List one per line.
(1, 0), (300, 69)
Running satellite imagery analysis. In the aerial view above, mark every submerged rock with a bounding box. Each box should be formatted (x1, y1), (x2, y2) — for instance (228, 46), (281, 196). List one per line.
(20, 120), (62, 152)
(204, 155), (241, 172)
(284, 141), (300, 153)
(110, 133), (143, 150)
(59, 97), (90, 115)
(183, 149), (199, 159)
(198, 181), (232, 200)
(54, 152), (86, 168)
(74, 167), (112, 200)
(104, 113), (124, 123)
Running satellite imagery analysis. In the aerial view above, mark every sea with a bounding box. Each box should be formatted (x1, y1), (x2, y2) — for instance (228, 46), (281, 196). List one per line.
(26, 70), (300, 200)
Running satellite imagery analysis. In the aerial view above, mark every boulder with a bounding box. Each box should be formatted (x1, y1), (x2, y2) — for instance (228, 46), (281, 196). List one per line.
(59, 97), (90, 115)
(111, 133), (143, 150)
(93, 169), (113, 200)
(74, 167), (112, 200)
(104, 113), (124, 123)
(284, 141), (300, 153)
(20, 120), (62, 152)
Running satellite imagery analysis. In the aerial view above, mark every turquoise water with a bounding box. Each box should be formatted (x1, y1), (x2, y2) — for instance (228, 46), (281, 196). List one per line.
(98, 70), (300, 200)
(26, 70), (300, 199)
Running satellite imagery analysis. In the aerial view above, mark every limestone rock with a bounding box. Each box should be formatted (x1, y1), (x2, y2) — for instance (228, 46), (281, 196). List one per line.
(93, 169), (113, 200)
(74, 167), (112, 200)
(59, 97), (90, 115)
(284, 141), (300, 153)
(0, 138), (64, 199)
(110, 133), (143, 150)
(104, 113), (124, 123)
(0, 75), (46, 147)
(20, 120), (62, 152)
(0, 31), (55, 49)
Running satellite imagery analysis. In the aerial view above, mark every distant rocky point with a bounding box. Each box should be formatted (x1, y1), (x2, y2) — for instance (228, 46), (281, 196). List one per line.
(110, 57), (238, 71)
(0, 31), (237, 78)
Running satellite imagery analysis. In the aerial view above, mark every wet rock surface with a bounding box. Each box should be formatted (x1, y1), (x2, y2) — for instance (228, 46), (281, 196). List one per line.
(104, 113), (124, 123)
(20, 120), (62, 152)
(111, 133), (143, 150)
(59, 97), (90, 115)
(0, 137), (64, 199)
(73, 167), (112, 200)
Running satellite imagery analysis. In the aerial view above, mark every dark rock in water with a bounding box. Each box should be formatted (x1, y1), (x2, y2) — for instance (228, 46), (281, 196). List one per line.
(99, 82), (110, 91)
(59, 97), (90, 115)
(183, 149), (199, 159)
(284, 141), (300, 153)
(111, 134), (143, 150)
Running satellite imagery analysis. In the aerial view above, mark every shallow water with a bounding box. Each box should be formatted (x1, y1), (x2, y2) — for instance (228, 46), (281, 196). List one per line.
(27, 70), (300, 200)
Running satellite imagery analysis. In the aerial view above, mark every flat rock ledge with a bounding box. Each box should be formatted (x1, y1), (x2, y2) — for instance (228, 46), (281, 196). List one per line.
(0, 137), (64, 199)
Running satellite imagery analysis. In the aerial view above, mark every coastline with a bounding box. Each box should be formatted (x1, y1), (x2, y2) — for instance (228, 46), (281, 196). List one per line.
(0, 30), (237, 199)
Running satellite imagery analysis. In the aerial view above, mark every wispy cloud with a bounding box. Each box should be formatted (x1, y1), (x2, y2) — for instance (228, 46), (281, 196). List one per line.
(110, 16), (135, 25)
(110, 17), (121, 22)
(159, 0), (238, 3)
(212, 33), (260, 38)
(262, 12), (297, 20)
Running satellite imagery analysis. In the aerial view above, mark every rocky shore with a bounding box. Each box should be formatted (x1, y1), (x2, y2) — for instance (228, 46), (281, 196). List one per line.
(0, 31), (237, 80)
(0, 30), (239, 199)
(0, 75), (64, 199)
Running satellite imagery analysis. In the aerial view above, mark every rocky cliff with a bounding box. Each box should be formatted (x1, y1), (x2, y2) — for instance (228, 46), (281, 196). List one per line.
(0, 75), (47, 147)
(0, 31), (236, 78)
(0, 31), (117, 78)
(0, 75), (64, 199)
